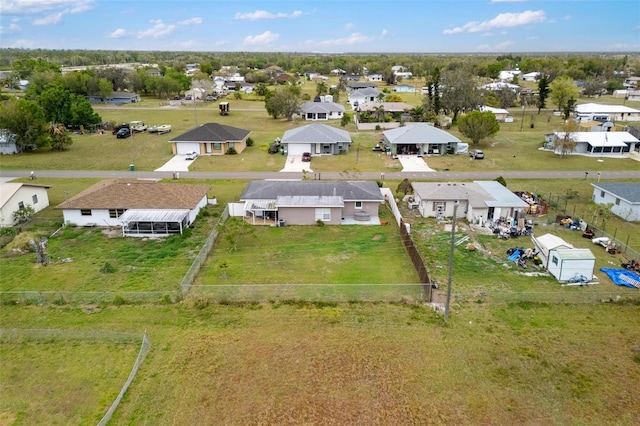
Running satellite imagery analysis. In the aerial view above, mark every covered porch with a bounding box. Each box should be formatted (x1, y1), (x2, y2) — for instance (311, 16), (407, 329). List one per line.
(244, 200), (279, 225)
(119, 209), (190, 237)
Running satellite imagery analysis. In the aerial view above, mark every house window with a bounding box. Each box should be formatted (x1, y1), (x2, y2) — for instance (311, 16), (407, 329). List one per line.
(18, 201), (24, 210)
(318, 113), (327, 120)
(355, 201), (363, 209)
(552, 255), (558, 266)
(109, 209), (126, 218)
(432, 201), (446, 212)
(80, 209), (92, 216)
(228, 142), (235, 149)
(315, 208), (331, 222)
(600, 191), (605, 198)
(32, 195), (38, 204)
(615, 198), (620, 205)
(213, 143), (221, 150)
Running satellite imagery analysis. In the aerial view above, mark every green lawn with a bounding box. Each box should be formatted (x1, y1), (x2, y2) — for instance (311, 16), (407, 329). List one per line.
(1, 302), (638, 425)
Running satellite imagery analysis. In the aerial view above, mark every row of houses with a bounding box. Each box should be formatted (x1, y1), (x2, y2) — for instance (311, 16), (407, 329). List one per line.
(4, 179), (637, 233)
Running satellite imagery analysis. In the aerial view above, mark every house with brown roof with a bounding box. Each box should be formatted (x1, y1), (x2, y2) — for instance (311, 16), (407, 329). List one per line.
(55, 179), (210, 236)
(169, 123), (251, 156)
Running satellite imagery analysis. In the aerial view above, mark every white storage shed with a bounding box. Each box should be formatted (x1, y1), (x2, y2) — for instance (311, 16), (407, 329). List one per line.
(547, 248), (596, 282)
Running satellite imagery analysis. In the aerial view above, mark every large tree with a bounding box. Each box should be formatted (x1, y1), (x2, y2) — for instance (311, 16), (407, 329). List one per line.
(549, 76), (581, 113)
(439, 68), (481, 122)
(457, 110), (500, 147)
(265, 86), (302, 120)
(553, 119), (578, 158)
(537, 73), (550, 114)
(0, 99), (48, 151)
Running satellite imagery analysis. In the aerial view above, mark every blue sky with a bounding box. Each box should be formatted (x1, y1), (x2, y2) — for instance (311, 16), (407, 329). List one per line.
(1, 0), (638, 53)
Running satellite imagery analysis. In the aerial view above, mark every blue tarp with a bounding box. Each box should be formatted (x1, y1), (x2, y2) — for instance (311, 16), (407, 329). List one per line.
(599, 268), (640, 289)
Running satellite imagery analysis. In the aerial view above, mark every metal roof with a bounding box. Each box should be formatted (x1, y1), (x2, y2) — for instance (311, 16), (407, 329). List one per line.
(553, 131), (637, 147)
(276, 195), (344, 208)
(119, 209), (189, 223)
(241, 180), (383, 202)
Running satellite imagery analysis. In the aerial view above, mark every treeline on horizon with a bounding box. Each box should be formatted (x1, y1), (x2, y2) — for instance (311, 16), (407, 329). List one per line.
(0, 49), (638, 82)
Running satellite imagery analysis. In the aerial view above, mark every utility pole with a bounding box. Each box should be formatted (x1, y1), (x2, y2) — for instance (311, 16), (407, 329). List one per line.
(444, 200), (458, 323)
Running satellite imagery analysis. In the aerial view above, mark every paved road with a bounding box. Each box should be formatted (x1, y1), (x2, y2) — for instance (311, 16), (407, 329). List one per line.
(2, 169), (639, 181)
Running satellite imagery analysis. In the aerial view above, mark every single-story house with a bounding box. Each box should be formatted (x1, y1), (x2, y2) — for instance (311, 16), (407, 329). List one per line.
(357, 102), (413, 114)
(481, 82), (520, 92)
(498, 69), (521, 82)
(574, 103), (640, 121)
(626, 90), (640, 102)
(299, 101), (345, 121)
(591, 182), (640, 222)
(0, 183), (51, 227)
(531, 233), (574, 269)
(544, 132), (638, 156)
(281, 123), (351, 156)
(381, 123), (462, 156)
(55, 179), (210, 236)
(367, 74), (383, 82)
(185, 88), (206, 100)
(394, 72), (413, 80)
(346, 82), (378, 91)
(239, 180), (384, 225)
(169, 123), (251, 156)
(393, 84), (416, 93)
(107, 91), (141, 104)
(411, 181), (528, 224)
(0, 130), (19, 154)
(624, 76), (640, 88)
(521, 71), (541, 82)
(547, 247), (596, 283)
(480, 106), (511, 122)
(349, 88), (381, 109)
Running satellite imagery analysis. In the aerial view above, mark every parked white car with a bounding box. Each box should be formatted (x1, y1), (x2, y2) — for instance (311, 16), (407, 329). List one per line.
(185, 151), (198, 160)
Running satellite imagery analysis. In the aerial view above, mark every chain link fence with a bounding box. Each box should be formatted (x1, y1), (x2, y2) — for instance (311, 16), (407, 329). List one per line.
(0, 290), (181, 306)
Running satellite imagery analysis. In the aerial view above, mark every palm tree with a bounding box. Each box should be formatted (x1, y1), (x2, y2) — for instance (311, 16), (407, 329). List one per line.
(372, 105), (386, 122)
(316, 81), (328, 97)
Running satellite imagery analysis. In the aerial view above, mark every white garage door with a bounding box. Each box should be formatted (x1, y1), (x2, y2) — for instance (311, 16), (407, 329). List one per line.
(176, 143), (201, 155)
(286, 143), (311, 155)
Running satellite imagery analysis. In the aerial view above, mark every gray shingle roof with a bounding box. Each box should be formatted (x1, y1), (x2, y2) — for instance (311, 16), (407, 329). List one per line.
(282, 124), (351, 144)
(592, 183), (640, 203)
(241, 181), (383, 202)
(383, 124), (461, 144)
(299, 101), (345, 114)
(169, 123), (250, 142)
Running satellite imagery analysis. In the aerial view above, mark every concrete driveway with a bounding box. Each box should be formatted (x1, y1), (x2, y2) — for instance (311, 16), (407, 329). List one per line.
(280, 154), (313, 172)
(397, 155), (435, 172)
(154, 155), (196, 172)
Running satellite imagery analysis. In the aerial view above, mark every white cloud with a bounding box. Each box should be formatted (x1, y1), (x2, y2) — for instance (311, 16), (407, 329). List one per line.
(178, 17), (202, 26)
(526, 36), (539, 40)
(242, 31), (279, 46)
(0, 23), (22, 34)
(137, 20), (177, 39)
(313, 32), (376, 48)
(564, 14), (572, 20)
(345, 22), (355, 31)
(381, 28), (388, 37)
(33, 12), (62, 25)
(1, 0), (94, 14)
(235, 10), (302, 20)
(9, 38), (35, 48)
(106, 28), (127, 39)
(475, 40), (515, 52)
(444, 10), (546, 34)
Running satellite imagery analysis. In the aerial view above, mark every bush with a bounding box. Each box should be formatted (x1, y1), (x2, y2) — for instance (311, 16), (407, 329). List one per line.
(100, 261), (116, 273)
(227, 147), (237, 155)
(246, 137), (254, 147)
(316, 219), (326, 227)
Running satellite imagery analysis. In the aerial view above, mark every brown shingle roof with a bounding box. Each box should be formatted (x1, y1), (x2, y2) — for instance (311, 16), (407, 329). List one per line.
(55, 179), (210, 210)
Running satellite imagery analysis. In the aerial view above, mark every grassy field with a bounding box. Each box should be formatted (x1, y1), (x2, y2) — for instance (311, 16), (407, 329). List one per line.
(1, 302), (638, 425)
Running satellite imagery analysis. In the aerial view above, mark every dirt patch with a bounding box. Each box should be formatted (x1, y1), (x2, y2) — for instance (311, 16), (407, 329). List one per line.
(372, 234), (382, 241)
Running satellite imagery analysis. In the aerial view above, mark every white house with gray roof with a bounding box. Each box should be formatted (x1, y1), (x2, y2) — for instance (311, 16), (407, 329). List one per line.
(281, 124), (351, 156)
(240, 180), (384, 225)
(545, 131), (638, 156)
(574, 103), (640, 121)
(591, 182), (640, 222)
(299, 101), (345, 121)
(348, 87), (381, 109)
(411, 181), (528, 223)
(382, 123), (462, 156)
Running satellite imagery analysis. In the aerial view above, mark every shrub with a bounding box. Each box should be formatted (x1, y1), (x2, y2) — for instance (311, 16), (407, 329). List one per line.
(100, 261), (116, 273)
(227, 147), (237, 155)
(316, 219), (326, 227)
(246, 137), (254, 147)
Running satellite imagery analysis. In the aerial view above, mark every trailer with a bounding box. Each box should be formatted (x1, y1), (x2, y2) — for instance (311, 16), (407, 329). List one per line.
(219, 102), (229, 116)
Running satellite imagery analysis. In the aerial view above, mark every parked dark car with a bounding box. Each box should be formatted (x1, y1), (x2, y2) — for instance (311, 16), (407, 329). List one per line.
(302, 152), (312, 162)
(116, 128), (131, 139)
(112, 123), (130, 135)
